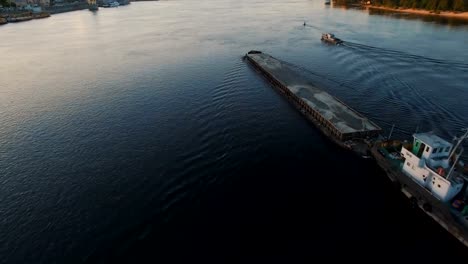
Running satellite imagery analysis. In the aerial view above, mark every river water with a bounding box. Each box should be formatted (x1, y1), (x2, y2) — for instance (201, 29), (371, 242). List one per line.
(0, 0), (467, 263)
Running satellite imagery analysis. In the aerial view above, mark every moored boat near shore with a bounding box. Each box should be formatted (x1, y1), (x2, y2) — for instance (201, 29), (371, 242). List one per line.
(7, 15), (33, 23)
(32, 12), (51, 19)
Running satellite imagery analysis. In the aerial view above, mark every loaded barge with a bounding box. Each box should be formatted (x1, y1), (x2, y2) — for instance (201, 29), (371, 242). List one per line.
(245, 50), (381, 156)
(245, 50), (468, 248)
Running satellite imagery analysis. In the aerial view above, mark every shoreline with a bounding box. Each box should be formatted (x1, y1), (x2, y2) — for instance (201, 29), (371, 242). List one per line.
(0, 12), (50, 25)
(364, 5), (468, 20)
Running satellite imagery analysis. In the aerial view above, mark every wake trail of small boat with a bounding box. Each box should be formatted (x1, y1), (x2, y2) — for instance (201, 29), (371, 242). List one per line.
(343, 41), (468, 69)
(274, 44), (466, 145)
(339, 42), (467, 123)
(303, 24), (322, 30)
(339, 48), (464, 138)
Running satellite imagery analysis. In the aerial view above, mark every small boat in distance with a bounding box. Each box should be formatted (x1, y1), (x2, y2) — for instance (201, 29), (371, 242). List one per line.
(325, 0), (331, 5)
(321, 33), (343, 45)
(103, 1), (119, 7)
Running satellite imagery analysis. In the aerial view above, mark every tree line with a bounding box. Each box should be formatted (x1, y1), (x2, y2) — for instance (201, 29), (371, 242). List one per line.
(0, 0), (17, 7)
(335, 0), (468, 11)
(373, 0), (467, 11)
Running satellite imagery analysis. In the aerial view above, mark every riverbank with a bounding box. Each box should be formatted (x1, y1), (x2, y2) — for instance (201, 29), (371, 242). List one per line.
(0, 11), (50, 25)
(46, 3), (89, 14)
(365, 5), (468, 20)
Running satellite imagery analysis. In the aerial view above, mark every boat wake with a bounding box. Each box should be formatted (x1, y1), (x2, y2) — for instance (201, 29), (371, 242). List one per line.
(336, 43), (468, 139)
(280, 36), (468, 142)
(343, 41), (468, 70)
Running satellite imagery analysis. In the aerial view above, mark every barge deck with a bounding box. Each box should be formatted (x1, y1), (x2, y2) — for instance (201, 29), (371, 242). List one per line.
(245, 50), (381, 153)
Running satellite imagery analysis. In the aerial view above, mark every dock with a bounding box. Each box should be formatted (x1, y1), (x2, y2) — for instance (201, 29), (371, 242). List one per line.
(245, 51), (381, 145)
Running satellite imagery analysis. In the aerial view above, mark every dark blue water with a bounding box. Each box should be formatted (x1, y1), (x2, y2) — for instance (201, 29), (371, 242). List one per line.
(0, 1), (467, 263)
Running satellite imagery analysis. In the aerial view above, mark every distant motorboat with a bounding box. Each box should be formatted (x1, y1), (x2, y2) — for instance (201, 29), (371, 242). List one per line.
(321, 33), (343, 45)
(7, 15), (33, 23)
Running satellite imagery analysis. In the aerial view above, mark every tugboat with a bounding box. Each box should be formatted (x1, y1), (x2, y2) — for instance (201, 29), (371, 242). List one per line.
(321, 33), (343, 45)
(371, 129), (468, 248)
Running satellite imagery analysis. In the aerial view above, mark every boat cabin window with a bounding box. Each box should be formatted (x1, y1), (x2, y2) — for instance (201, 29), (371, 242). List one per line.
(438, 148), (443, 153)
(426, 146), (430, 152)
(432, 148), (438, 153)
(445, 147), (450, 152)
(415, 142), (419, 147)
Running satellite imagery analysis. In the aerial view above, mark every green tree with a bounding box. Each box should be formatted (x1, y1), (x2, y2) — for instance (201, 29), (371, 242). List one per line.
(425, 0), (439, 10)
(437, 0), (450, 9)
(452, 0), (466, 10)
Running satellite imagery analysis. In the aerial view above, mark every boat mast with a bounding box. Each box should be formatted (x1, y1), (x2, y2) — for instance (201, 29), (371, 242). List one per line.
(449, 128), (468, 161)
(388, 124), (395, 140)
(446, 128), (468, 181)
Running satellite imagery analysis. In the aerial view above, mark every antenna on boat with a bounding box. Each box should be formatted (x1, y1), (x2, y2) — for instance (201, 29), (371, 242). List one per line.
(388, 124), (395, 140)
(447, 128), (468, 181)
(449, 128), (468, 161)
